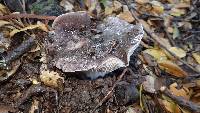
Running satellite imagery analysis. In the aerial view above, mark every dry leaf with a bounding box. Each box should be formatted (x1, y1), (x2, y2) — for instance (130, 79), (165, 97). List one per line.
(173, 26), (180, 39)
(150, 1), (164, 14)
(135, 0), (149, 4)
(113, 0), (122, 12)
(143, 48), (168, 61)
(0, 20), (11, 27)
(40, 70), (64, 88)
(117, 5), (135, 23)
(169, 83), (190, 100)
(162, 99), (181, 113)
(158, 60), (188, 77)
(10, 24), (48, 37)
(142, 75), (156, 93)
(166, 47), (186, 59)
(170, 8), (186, 17)
(174, 3), (190, 9)
(192, 52), (200, 64)
(37, 21), (49, 32)
(0, 3), (9, 14)
(105, 6), (113, 15)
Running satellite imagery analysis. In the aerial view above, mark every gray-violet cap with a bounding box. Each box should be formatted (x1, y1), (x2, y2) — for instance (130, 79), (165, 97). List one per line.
(48, 11), (144, 78)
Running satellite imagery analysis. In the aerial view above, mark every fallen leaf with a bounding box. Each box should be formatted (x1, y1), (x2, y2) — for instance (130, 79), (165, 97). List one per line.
(192, 52), (200, 64)
(169, 83), (190, 100)
(105, 6), (113, 15)
(166, 47), (186, 59)
(37, 21), (49, 32)
(135, 0), (149, 4)
(112, 0), (122, 12)
(174, 3), (190, 9)
(40, 70), (64, 88)
(143, 48), (168, 61)
(117, 5), (135, 23)
(162, 99), (181, 113)
(10, 24), (48, 37)
(0, 20), (10, 27)
(60, 0), (74, 12)
(158, 60), (188, 77)
(173, 25), (180, 39)
(170, 8), (186, 17)
(142, 75), (156, 93)
(0, 3), (9, 14)
(150, 1), (164, 14)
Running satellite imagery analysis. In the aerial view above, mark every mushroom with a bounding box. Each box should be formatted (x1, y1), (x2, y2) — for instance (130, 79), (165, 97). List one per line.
(47, 11), (144, 79)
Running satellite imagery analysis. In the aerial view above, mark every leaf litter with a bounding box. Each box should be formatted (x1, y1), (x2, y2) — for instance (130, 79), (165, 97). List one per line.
(0, 0), (200, 113)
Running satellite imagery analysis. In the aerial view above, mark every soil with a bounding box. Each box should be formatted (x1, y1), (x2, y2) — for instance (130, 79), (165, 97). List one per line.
(0, 44), (143, 113)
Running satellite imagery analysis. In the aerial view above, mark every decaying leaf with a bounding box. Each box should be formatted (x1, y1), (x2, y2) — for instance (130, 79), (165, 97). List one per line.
(135, 0), (149, 4)
(173, 25), (180, 39)
(112, 0), (122, 12)
(40, 70), (64, 88)
(0, 20), (11, 27)
(192, 52), (200, 64)
(170, 8), (186, 17)
(158, 60), (188, 77)
(143, 48), (168, 61)
(10, 23), (48, 37)
(117, 5), (135, 23)
(0, 3), (10, 14)
(150, 1), (164, 14)
(162, 99), (181, 113)
(169, 83), (190, 100)
(166, 47), (186, 59)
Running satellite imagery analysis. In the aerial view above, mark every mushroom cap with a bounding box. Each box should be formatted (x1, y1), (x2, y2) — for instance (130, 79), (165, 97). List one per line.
(49, 12), (144, 73)
(52, 11), (91, 31)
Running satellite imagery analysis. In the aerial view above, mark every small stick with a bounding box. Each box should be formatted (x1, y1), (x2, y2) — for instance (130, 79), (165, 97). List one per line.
(0, 37), (36, 69)
(91, 68), (128, 113)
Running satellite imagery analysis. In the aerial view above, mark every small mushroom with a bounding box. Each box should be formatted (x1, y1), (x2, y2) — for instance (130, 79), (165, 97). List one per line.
(47, 12), (144, 79)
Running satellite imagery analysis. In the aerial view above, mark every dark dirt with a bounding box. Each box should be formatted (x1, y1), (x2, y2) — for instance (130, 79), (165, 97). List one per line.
(0, 46), (143, 113)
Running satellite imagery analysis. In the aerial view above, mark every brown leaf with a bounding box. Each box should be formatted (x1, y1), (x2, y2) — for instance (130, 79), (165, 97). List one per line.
(169, 83), (190, 100)
(192, 52), (200, 64)
(158, 60), (188, 77)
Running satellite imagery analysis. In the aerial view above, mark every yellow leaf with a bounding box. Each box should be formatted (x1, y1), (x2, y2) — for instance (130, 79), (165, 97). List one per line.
(117, 5), (135, 23)
(40, 70), (64, 88)
(150, 1), (164, 14)
(170, 8), (186, 17)
(158, 60), (188, 77)
(192, 52), (200, 64)
(143, 48), (168, 61)
(10, 24), (48, 37)
(105, 6), (113, 15)
(174, 3), (190, 9)
(166, 47), (186, 59)
(0, 4), (9, 14)
(162, 99), (181, 113)
(113, 0), (122, 12)
(135, 0), (149, 4)
(0, 20), (10, 27)
(37, 21), (49, 32)
(169, 83), (190, 100)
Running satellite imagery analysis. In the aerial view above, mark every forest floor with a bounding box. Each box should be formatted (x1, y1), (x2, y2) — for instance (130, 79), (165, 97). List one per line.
(0, 0), (200, 113)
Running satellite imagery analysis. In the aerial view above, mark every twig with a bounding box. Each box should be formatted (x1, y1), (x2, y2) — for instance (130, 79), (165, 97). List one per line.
(0, 14), (56, 20)
(0, 37), (36, 69)
(91, 68), (128, 113)
(160, 87), (200, 113)
(124, 1), (199, 73)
